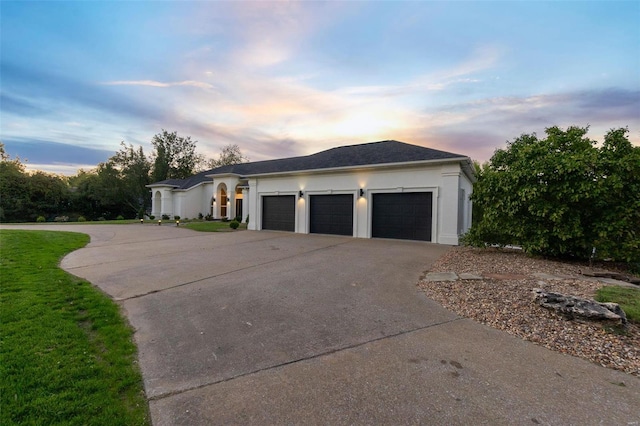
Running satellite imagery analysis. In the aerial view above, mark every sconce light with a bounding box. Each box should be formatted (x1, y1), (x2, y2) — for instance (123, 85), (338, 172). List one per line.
(359, 188), (365, 197)
(212, 197), (216, 203)
(299, 190), (304, 197)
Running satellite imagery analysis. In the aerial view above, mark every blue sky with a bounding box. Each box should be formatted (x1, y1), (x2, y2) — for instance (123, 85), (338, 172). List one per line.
(1, 1), (638, 175)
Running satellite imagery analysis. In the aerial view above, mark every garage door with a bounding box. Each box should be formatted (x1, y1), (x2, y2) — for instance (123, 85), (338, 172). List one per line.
(310, 194), (354, 236)
(372, 192), (432, 241)
(262, 195), (295, 232)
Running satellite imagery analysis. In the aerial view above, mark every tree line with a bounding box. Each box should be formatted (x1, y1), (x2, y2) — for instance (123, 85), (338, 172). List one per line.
(0, 130), (247, 222)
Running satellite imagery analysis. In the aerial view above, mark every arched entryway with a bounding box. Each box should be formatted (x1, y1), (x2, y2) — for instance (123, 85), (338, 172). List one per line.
(215, 183), (228, 219)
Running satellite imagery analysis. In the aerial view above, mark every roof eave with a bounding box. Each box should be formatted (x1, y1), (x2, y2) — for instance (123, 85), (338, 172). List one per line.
(146, 183), (180, 189)
(243, 156), (469, 178)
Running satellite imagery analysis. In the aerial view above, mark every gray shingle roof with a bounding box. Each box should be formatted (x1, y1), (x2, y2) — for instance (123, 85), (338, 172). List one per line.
(149, 140), (467, 190)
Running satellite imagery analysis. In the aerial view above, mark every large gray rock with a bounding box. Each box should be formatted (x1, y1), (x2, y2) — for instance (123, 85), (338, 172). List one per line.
(533, 288), (627, 324)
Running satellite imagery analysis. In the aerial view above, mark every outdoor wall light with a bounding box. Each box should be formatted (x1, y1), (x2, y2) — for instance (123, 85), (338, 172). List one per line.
(212, 197), (216, 202)
(359, 188), (365, 197)
(299, 190), (304, 197)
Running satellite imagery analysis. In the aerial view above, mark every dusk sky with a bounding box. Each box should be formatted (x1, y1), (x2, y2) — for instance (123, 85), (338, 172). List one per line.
(1, 1), (639, 175)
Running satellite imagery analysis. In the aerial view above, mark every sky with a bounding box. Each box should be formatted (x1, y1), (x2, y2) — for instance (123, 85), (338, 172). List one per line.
(1, 0), (639, 175)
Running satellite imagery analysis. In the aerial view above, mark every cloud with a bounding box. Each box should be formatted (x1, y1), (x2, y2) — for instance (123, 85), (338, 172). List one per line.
(101, 80), (214, 89)
(2, 138), (114, 171)
(0, 93), (47, 116)
(397, 87), (640, 162)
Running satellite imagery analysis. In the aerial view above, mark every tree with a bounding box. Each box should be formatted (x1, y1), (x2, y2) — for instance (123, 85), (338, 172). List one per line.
(151, 130), (204, 181)
(110, 142), (151, 213)
(70, 143), (152, 219)
(0, 143), (72, 222)
(465, 126), (639, 262)
(0, 144), (30, 222)
(207, 144), (249, 169)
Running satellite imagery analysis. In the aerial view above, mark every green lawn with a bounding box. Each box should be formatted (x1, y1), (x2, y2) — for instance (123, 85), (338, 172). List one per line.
(183, 221), (247, 232)
(0, 230), (149, 425)
(595, 286), (640, 323)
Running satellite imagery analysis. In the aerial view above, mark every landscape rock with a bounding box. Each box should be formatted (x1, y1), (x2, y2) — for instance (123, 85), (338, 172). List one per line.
(533, 288), (627, 324)
(458, 273), (483, 280)
(422, 272), (458, 282)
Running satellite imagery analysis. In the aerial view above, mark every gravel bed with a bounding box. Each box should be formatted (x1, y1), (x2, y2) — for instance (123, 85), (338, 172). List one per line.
(419, 246), (640, 376)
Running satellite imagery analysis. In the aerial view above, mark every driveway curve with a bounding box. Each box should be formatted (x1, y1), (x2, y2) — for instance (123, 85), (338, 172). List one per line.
(3, 224), (639, 425)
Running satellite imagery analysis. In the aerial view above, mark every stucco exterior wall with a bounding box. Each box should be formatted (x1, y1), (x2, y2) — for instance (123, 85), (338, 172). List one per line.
(246, 163), (471, 244)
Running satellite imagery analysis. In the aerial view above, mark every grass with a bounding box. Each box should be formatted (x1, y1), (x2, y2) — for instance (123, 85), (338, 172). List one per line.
(0, 230), (149, 425)
(183, 221), (247, 232)
(595, 286), (640, 323)
(11, 219), (141, 225)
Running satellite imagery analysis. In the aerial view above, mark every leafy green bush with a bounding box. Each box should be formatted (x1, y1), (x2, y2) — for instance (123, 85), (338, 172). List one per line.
(245, 215), (249, 224)
(149, 215), (155, 220)
(116, 215), (124, 220)
(229, 220), (240, 229)
(467, 126), (639, 262)
(174, 215), (180, 220)
(162, 214), (170, 220)
(77, 216), (86, 222)
(36, 216), (46, 223)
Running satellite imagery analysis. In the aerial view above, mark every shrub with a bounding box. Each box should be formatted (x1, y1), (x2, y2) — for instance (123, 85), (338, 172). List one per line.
(54, 216), (69, 222)
(174, 215), (180, 220)
(198, 213), (204, 220)
(137, 208), (145, 219)
(234, 215), (242, 222)
(245, 215), (249, 224)
(221, 217), (229, 222)
(116, 215), (124, 220)
(162, 214), (170, 220)
(36, 216), (46, 223)
(229, 220), (240, 229)
(149, 215), (155, 220)
(77, 216), (86, 222)
(467, 126), (640, 262)
(205, 214), (213, 221)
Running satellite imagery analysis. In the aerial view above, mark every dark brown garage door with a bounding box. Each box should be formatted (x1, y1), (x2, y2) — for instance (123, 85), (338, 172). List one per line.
(372, 192), (432, 241)
(262, 195), (295, 231)
(310, 194), (354, 236)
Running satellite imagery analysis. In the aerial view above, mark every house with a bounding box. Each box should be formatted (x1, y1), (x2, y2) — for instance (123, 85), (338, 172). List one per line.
(146, 140), (475, 245)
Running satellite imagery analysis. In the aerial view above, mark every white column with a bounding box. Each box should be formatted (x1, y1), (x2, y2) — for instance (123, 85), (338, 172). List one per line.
(248, 180), (258, 230)
(242, 188), (249, 223)
(439, 166), (461, 245)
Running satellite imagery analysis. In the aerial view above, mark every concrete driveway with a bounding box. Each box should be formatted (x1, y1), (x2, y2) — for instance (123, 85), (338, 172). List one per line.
(4, 224), (639, 424)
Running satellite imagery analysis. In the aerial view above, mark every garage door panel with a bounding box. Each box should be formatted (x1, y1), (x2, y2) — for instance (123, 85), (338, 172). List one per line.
(262, 195), (295, 232)
(310, 194), (354, 236)
(372, 193), (432, 241)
